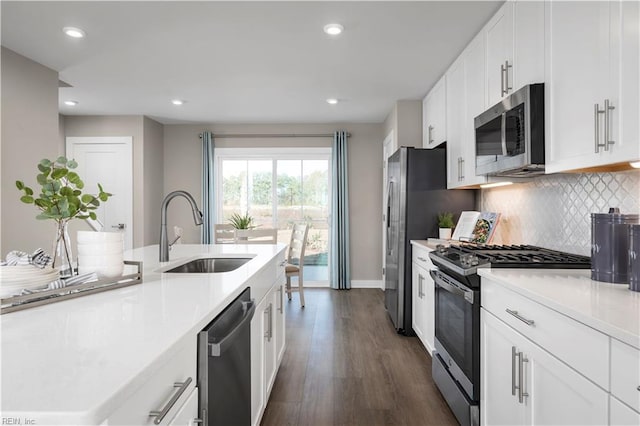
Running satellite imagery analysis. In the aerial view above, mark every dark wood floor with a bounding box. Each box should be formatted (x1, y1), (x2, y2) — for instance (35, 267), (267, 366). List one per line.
(261, 288), (457, 426)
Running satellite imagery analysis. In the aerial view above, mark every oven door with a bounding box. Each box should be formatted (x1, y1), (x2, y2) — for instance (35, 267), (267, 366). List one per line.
(431, 269), (480, 401)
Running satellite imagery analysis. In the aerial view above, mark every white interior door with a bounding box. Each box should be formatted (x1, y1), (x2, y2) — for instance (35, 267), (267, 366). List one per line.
(382, 131), (394, 288)
(66, 137), (133, 250)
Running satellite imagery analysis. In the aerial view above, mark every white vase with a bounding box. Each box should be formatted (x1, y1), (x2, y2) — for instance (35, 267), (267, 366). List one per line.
(439, 228), (452, 240)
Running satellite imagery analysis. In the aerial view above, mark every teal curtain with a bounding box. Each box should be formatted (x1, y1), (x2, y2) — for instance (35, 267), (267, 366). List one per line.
(330, 130), (351, 290)
(201, 132), (215, 243)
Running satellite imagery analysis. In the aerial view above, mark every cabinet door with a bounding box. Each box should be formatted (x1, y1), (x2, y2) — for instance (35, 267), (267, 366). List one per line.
(610, 395), (640, 426)
(545, 1), (613, 173)
(412, 262), (425, 341)
(513, 0), (544, 88)
(486, 1), (514, 106)
(275, 282), (286, 365)
(168, 388), (199, 426)
(423, 76), (447, 148)
(524, 329), (609, 426)
(481, 309), (527, 426)
(421, 263), (435, 354)
(446, 57), (465, 188)
(250, 296), (266, 426)
(264, 292), (277, 397)
(462, 33), (488, 187)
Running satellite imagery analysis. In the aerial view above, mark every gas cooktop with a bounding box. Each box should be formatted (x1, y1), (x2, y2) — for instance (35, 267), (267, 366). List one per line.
(430, 244), (591, 276)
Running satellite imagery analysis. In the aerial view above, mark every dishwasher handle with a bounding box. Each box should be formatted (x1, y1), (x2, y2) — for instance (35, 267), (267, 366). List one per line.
(208, 299), (256, 357)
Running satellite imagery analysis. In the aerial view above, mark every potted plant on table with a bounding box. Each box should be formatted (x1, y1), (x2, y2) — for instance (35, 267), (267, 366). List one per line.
(228, 212), (255, 241)
(438, 212), (455, 240)
(15, 156), (112, 277)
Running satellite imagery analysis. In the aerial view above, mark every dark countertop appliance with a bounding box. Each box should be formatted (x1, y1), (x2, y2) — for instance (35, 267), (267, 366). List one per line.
(384, 147), (476, 335)
(429, 244), (590, 426)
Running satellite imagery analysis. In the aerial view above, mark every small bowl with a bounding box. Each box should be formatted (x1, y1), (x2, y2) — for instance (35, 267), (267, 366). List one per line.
(77, 241), (124, 256)
(77, 231), (124, 244)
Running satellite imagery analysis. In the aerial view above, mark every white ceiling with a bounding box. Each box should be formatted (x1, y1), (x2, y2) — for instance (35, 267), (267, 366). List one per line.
(1, 1), (502, 124)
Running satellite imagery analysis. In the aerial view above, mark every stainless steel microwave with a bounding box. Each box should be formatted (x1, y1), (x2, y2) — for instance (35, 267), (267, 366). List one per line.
(474, 83), (545, 177)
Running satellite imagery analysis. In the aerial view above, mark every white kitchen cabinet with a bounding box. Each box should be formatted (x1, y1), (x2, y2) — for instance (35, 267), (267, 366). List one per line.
(486, 1), (514, 106)
(107, 336), (197, 425)
(167, 388), (199, 426)
(545, 0), (640, 173)
(275, 282), (286, 365)
(250, 294), (266, 426)
(610, 338), (640, 413)
(513, 0), (544, 89)
(446, 32), (488, 188)
(263, 286), (278, 398)
(610, 396), (640, 426)
(481, 309), (609, 426)
(422, 75), (446, 148)
(411, 244), (435, 354)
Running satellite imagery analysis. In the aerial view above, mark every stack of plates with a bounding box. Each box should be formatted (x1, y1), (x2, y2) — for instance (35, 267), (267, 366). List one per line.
(0, 266), (59, 298)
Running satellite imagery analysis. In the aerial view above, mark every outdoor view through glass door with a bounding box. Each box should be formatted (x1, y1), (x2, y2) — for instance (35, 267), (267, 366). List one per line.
(217, 148), (331, 282)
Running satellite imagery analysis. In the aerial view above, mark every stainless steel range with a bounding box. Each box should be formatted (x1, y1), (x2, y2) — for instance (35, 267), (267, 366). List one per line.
(428, 244), (590, 426)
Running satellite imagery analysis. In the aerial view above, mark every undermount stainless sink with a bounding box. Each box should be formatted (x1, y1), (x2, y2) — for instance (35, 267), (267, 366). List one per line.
(164, 257), (252, 273)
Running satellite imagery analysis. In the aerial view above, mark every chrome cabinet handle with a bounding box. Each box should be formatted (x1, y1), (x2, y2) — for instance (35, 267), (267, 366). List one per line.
(149, 377), (193, 425)
(428, 125), (434, 144)
(460, 158), (465, 180)
(519, 355), (529, 403)
(594, 102), (608, 153)
(268, 303), (273, 341)
(418, 274), (424, 299)
(604, 99), (615, 151)
(417, 257), (427, 262)
(278, 285), (283, 314)
(506, 309), (535, 326)
(512, 346), (518, 396)
(501, 63), (506, 97)
(279, 260), (287, 267)
(501, 60), (512, 96)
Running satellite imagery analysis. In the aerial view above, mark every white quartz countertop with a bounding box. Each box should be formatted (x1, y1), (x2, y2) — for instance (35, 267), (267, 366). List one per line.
(478, 268), (640, 349)
(410, 239), (451, 250)
(0, 243), (286, 425)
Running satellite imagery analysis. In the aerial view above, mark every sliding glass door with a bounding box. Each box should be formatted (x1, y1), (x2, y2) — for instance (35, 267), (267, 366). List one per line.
(217, 148), (330, 282)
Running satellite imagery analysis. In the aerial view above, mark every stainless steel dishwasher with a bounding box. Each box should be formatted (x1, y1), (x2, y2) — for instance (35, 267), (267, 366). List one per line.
(197, 288), (255, 425)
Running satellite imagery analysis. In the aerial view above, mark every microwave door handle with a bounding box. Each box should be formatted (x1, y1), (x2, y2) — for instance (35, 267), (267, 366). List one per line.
(501, 112), (507, 156)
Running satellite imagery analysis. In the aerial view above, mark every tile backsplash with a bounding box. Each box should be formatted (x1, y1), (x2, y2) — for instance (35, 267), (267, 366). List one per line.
(480, 170), (640, 256)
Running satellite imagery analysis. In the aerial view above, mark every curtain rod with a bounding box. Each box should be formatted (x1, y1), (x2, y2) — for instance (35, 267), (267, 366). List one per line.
(199, 132), (351, 139)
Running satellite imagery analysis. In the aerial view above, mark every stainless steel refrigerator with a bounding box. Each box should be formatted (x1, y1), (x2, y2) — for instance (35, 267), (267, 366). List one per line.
(384, 147), (476, 335)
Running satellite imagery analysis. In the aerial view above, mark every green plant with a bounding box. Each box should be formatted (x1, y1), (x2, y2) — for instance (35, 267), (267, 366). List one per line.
(228, 212), (254, 229)
(16, 156), (112, 274)
(16, 156), (112, 222)
(438, 212), (455, 229)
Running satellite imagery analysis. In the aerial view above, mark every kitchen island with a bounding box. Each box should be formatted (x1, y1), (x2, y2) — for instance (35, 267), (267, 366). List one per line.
(1, 244), (287, 425)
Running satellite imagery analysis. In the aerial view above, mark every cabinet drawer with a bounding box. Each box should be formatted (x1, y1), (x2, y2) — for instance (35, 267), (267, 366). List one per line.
(611, 338), (640, 412)
(412, 245), (434, 271)
(610, 395), (640, 426)
(482, 279), (609, 389)
(107, 337), (197, 425)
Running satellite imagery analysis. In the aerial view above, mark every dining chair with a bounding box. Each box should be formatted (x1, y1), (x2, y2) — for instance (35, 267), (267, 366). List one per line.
(285, 223), (309, 307)
(214, 224), (236, 244)
(235, 228), (278, 244)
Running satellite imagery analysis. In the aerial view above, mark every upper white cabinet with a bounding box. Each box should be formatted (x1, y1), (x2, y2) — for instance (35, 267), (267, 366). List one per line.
(545, 0), (640, 173)
(447, 33), (488, 189)
(486, 1), (515, 106)
(513, 0), (545, 89)
(422, 75), (447, 148)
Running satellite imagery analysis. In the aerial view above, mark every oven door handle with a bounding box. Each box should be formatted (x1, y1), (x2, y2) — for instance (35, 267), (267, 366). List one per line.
(430, 270), (474, 304)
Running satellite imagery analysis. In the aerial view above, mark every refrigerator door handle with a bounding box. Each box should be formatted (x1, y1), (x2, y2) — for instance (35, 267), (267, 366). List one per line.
(386, 181), (393, 255)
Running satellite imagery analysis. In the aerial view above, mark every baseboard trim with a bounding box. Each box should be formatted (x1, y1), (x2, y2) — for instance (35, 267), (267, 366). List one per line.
(302, 280), (384, 289)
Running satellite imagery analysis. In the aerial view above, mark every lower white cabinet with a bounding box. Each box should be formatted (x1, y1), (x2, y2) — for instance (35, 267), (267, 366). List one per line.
(167, 388), (199, 426)
(251, 264), (287, 426)
(481, 309), (609, 426)
(106, 336), (197, 425)
(610, 396), (640, 426)
(411, 244), (435, 354)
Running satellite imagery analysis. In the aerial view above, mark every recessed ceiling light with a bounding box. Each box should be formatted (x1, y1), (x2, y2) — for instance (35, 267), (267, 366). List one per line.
(171, 99), (185, 106)
(64, 100), (79, 106)
(326, 98), (339, 105)
(63, 27), (86, 38)
(630, 161), (640, 169)
(323, 24), (344, 36)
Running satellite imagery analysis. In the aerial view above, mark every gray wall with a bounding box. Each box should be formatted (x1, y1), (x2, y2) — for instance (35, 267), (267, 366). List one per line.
(1, 48), (60, 255)
(143, 117), (164, 245)
(383, 100), (423, 150)
(164, 123), (385, 281)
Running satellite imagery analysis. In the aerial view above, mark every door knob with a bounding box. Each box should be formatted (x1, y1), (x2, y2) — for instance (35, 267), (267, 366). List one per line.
(112, 223), (126, 230)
